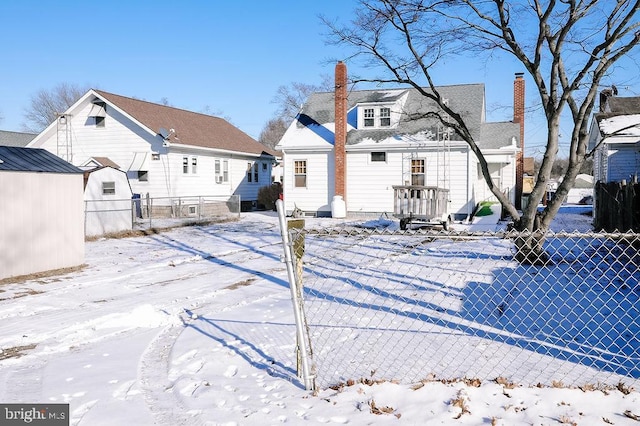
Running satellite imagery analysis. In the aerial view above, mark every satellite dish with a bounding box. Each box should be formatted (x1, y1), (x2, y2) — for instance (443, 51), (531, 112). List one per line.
(159, 128), (170, 139)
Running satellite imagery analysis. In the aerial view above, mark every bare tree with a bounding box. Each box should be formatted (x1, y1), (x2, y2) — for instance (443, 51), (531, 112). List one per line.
(259, 117), (289, 150)
(323, 0), (640, 240)
(23, 83), (89, 132)
(272, 75), (333, 121)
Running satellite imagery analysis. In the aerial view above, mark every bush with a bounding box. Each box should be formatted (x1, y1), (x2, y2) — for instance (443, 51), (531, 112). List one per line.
(257, 183), (282, 211)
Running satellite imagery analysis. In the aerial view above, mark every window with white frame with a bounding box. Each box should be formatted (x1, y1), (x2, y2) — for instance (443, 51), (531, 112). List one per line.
(361, 106), (392, 128)
(102, 181), (115, 195)
(294, 160), (307, 188)
(379, 107), (391, 127)
(223, 160), (229, 182)
(183, 156), (197, 174)
(363, 108), (375, 127)
(411, 159), (425, 186)
(247, 162), (259, 183)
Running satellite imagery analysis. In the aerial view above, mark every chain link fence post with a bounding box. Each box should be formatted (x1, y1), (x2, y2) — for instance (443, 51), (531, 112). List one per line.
(276, 200), (316, 391)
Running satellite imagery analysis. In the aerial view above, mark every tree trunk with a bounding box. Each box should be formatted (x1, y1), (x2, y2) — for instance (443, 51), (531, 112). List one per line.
(512, 212), (549, 265)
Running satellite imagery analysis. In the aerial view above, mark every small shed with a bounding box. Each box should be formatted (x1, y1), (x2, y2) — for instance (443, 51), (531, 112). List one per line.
(0, 146), (84, 280)
(83, 166), (133, 236)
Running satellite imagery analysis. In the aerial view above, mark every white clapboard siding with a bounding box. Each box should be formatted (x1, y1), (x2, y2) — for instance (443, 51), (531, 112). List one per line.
(608, 146), (640, 182)
(283, 151), (333, 214)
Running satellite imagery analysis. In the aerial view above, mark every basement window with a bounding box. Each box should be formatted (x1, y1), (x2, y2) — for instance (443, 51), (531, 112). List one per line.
(138, 171), (148, 182)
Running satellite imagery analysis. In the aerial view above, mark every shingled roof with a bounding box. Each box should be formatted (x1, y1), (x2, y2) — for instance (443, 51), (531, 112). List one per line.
(0, 130), (37, 147)
(298, 84), (487, 145)
(94, 90), (276, 157)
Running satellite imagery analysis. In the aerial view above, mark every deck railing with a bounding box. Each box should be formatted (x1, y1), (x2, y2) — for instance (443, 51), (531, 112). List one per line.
(392, 185), (449, 221)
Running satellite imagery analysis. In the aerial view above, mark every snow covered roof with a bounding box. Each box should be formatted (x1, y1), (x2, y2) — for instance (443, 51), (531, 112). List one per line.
(597, 113), (640, 137)
(294, 84), (489, 146)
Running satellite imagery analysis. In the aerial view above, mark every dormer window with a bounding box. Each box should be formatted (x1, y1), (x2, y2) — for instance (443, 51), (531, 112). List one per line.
(361, 106), (392, 129)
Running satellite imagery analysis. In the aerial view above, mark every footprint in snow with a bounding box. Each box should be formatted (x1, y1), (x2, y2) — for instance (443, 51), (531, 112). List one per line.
(224, 365), (238, 378)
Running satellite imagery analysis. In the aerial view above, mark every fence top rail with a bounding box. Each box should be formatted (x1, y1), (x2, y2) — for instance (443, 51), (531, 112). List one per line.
(290, 227), (639, 240)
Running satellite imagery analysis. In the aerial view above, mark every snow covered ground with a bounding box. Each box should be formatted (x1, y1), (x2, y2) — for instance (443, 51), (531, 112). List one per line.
(0, 211), (638, 425)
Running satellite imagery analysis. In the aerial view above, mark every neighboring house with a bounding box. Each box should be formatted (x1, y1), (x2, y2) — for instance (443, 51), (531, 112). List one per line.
(564, 174), (594, 204)
(27, 90), (276, 207)
(276, 62), (522, 219)
(83, 166), (133, 237)
(0, 146), (84, 280)
(0, 130), (37, 147)
(588, 90), (640, 184)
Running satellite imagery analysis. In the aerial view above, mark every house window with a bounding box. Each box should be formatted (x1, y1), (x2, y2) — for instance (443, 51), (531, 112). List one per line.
(361, 106), (392, 128)
(152, 153), (160, 160)
(379, 107), (391, 127)
(247, 162), (259, 183)
(294, 160), (307, 188)
(191, 157), (197, 174)
(138, 171), (148, 182)
(89, 101), (106, 127)
(364, 108), (375, 127)
(215, 159), (221, 181)
(102, 181), (115, 195)
(223, 160), (229, 182)
(411, 159), (425, 186)
(371, 152), (386, 162)
(183, 157), (189, 174)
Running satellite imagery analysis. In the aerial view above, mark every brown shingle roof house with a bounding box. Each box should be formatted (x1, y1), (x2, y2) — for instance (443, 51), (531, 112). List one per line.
(28, 89), (276, 204)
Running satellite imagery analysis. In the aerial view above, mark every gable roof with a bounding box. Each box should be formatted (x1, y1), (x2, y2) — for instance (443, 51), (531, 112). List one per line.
(81, 156), (121, 169)
(0, 146), (82, 173)
(0, 130), (37, 147)
(93, 90), (276, 157)
(294, 84), (490, 146)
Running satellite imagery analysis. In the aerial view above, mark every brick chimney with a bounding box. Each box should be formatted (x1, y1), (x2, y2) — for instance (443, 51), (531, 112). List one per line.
(514, 72), (525, 209)
(334, 61), (348, 200)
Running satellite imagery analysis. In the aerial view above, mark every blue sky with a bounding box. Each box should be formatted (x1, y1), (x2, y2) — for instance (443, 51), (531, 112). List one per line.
(1, 1), (638, 158)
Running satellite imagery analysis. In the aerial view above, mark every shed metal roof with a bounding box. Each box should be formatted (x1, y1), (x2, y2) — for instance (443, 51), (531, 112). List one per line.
(0, 146), (83, 173)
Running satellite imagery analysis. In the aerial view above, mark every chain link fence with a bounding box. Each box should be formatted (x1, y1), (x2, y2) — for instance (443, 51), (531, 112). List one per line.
(279, 216), (640, 390)
(84, 195), (240, 237)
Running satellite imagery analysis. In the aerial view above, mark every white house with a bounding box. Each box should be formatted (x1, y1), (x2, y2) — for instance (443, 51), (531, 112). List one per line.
(83, 166), (133, 237)
(588, 90), (640, 183)
(276, 62), (522, 220)
(28, 89), (277, 208)
(0, 146), (84, 280)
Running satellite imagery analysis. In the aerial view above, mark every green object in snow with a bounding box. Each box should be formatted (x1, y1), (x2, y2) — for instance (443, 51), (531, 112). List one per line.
(475, 202), (497, 217)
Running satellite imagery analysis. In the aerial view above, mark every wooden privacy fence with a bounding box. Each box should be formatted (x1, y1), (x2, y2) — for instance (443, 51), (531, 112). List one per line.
(594, 180), (640, 232)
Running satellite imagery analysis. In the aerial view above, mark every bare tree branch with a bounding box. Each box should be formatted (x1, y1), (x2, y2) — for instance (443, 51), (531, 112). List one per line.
(324, 0), (640, 232)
